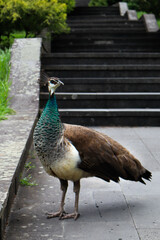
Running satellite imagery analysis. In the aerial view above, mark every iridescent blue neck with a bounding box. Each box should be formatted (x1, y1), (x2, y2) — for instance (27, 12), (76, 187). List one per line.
(36, 93), (63, 143)
(43, 93), (61, 124)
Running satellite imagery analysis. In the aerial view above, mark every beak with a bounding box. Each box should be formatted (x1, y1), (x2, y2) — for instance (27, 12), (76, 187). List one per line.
(58, 79), (64, 85)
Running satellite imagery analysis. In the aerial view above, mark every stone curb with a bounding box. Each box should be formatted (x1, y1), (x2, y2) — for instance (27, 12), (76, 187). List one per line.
(120, 2), (159, 31)
(127, 10), (138, 21)
(119, 2), (128, 16)
(143, 14), (159, 32)
(0, 38), (42, 240)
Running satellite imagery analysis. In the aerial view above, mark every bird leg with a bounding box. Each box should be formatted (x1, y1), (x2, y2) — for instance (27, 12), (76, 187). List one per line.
(61, 180), (80, 220)
(47, 179), (68, 219)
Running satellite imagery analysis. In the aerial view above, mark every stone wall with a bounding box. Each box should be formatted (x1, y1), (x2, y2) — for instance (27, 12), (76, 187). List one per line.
(0, 38), (42, 239)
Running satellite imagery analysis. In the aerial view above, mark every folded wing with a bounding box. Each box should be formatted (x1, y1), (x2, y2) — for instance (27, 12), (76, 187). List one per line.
(64, 124), (151, 184)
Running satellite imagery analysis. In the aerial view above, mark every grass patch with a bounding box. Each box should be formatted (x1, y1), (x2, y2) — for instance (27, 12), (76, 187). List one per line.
(0, 31), (30, 120)
(25, 161), (36, 170)
(20, 160), (38, 187)
(0, 49), (15, 120)
(20, 174), (38, 186)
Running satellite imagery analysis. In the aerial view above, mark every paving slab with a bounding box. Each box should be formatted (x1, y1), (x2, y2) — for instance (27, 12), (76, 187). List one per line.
(138, 228), (160, 240)
(4, 127), (160, 240)
(126, 194), (160, 228)
(93, 190), (133, 222)
(64, 221), (140, 240)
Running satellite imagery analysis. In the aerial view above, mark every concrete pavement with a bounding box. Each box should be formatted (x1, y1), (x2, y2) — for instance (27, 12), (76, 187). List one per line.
(4, 127), (160, 240)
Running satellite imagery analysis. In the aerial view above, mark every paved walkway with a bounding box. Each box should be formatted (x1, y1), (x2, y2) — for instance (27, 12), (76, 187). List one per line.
(5, 127), (160, 240)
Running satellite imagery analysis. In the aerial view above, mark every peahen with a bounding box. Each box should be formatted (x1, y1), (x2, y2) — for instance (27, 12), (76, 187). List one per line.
(33, 73), (152, 220)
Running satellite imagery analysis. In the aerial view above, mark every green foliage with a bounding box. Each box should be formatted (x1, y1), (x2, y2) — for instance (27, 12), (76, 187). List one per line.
(0, 0), (71, 48)
(0, 49), (14, 120)
(88, 0), (119, 7)
(88, 0), (160, 18)
(137, 11), (160, 27)
(126, 0), (160, 17)
(0, 49), (10, 81)
(0, 31), (30, 49)
(20, 174), (38, 186)
(121, 0), (160, 18)
(25, 161), (36, 170)
(58, 0), (75, 13)
(20, 160), (37, 187)
(125, 0), (140, 11)
(89, 0), (108, 7)
(157, 18), (160, 27)
(137, 11), (147, 19)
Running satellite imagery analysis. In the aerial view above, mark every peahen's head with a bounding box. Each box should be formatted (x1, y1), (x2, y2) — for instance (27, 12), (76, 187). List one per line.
(40, 72), (64, 96)
(48, 77), (64, 96)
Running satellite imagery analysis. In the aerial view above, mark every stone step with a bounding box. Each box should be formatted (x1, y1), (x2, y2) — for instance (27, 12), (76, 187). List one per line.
(70, 27), (146, 33)
(40, 92), (160, 109)
(41, 52), (160, 65)
(43, 64), (160, 78)
(70, 12), (120, 16)
(69, 6), (120, 15)
(52, 36), (159, 44)
(52, 32), (160, 40)
(58, 108), (160, 126)
(68, 22), (144, 28)
(40, 77), (160, 93)
(67, 18), (130, 23)
(46, 5), (160, 126)
(70, 6), (119, 11)
(51, 48), (160, 53)
(52, 43), (160, 52)
(76, 0), (90, 7)
(70, 10), (120, 15)
(67, 16), (131, 22)
(52, 37), (160, 47)
(68, 15), (127, 20)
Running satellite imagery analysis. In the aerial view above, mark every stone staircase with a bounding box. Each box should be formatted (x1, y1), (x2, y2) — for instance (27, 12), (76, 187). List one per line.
(41, 4), (160, 126)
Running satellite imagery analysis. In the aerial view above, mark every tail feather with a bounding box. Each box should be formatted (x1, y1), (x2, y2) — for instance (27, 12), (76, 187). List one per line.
(142, 169), (152, 181)
(139, 178), (146, 185)
(139, 169), (152, 184)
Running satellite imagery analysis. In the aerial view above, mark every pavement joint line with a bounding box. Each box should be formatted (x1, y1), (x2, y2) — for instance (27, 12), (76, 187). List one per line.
(121, 191), (141, 240)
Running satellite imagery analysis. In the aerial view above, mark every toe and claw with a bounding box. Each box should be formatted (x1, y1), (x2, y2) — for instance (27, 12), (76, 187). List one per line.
(46, 211), (80, 220)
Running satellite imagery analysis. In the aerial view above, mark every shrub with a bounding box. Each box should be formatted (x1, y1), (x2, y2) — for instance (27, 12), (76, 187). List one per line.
(59, 0), (75, 13)
(0, 0), (71, 48)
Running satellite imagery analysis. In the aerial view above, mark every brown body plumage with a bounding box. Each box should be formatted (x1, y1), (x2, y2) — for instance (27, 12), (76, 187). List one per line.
(64, 123), (151, 185)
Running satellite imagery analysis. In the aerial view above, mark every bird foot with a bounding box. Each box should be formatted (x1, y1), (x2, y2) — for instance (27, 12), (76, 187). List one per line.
(46, 211), (80, 220)
(61, 212), (80, 220)
(46, 210), (66, 219)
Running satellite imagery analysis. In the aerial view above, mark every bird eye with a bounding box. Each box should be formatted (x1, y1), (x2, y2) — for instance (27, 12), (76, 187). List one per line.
(50, 79), (56, 84)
